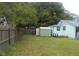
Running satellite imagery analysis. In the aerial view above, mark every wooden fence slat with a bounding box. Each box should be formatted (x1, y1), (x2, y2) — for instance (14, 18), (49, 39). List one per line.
(0, 29), (16, 51)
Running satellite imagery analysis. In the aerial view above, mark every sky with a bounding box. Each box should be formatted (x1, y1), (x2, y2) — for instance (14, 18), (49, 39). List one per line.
(61, 0), (79, 16)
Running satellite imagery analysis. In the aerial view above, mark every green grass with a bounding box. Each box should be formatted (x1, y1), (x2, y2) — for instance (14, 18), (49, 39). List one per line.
(3, 35), (79, 56)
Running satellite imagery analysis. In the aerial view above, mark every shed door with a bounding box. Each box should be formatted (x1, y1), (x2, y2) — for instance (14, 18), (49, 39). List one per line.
(76, 27), (79, 39)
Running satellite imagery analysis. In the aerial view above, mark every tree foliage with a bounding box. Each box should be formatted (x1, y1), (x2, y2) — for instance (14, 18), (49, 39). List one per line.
(0, 2), (74, 27)
(31, 2), (73, 27)
(0, 3), (37, 27)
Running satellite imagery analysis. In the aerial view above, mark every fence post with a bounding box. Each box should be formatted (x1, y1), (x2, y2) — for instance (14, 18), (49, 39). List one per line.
(8, 29), (10, 45)
(1, 30), (2, 41)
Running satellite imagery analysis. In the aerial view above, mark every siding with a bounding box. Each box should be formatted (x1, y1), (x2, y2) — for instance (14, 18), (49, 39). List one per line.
(36, 28), (39, 35)
(40, 29), (51, 36)
(53, 26), (62, 36)
(66, 25), (76, 39)
(50, 24), (76, 38)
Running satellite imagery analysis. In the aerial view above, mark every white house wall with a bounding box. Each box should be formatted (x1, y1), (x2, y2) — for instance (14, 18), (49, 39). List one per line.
(66, 25), (76, 39)
(53, 26), (63, 36)
(51, 24), (76, 38)
(61, 24), (70, 36)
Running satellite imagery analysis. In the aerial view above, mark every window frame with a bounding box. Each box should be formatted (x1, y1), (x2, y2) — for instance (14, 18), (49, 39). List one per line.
(57, 26), (60, 31)
(63, 26), (66, 30)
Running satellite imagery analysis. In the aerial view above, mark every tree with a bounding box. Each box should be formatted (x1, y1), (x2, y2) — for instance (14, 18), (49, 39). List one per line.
(11, 3), (38, 27)
(0, 3), (38, 27)
(31, 2), (65, 26)
(0, 2), (74, 27)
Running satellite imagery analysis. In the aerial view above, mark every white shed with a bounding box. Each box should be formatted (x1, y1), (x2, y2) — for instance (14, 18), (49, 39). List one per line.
(36, 27), (52, 36)
(36, 28), (40, 35)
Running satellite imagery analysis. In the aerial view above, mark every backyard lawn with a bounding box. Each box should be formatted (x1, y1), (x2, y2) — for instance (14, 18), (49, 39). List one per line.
(3, 35), (79, 56)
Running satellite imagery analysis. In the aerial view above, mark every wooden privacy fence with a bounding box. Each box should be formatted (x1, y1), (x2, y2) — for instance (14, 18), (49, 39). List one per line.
(0, 29), (16, 51)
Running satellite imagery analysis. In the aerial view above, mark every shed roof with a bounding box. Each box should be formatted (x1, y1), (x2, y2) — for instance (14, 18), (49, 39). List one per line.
(40, 27), (51, 29)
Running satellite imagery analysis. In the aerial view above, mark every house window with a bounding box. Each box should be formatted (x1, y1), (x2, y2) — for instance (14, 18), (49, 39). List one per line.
(57, 26), (60, 31)
(63, 26), (66, 30)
